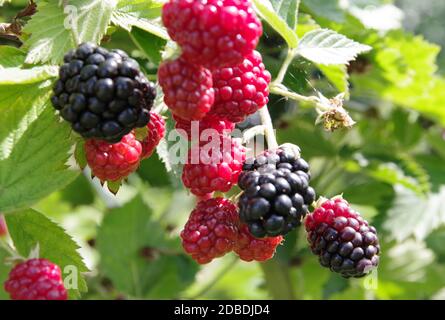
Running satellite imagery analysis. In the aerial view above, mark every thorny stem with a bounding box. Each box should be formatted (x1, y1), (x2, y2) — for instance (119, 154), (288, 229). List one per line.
(270, 84), (328, 111)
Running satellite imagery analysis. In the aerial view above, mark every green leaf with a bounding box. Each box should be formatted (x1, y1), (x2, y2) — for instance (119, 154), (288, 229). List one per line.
(22, 0), (116, 64)
(130, 27), (167, 65)
(317, 63), (349, 95)
(0, 66), (58, 85)
(0, 82), (79, 212)
(5, 209), (89, 298)
(298, 28), (371, 65)
(112, 0), (169, 40)
(384, 185), (445, 241)
(73, 0), (117, 44)
(96, 195), (198, 298)
(252, 0), (299, 48)
(0, 247), (10, 299)
(0, 46), (26, 68)
(269, 0), (300, 31)
(300, 0), (345, 23)
(22, 2), (76, 64)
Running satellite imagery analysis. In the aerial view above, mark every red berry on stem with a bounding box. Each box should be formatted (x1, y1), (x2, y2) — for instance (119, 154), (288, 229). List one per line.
(210, 50), (271, 123)
(4, 259), (68, 300)
(181, 198), (239, 264)
(158, 57), (214, 121)
(173, 113), (235, 141)
(162, 0), (262, 69)
(182, 135), (246, 196)
(0, 215), (7, 237)
(234, 224), (283, 262)
(85, 132), (142, 182)
(305, 197), (380, 278)
(141, 112), (166, 159)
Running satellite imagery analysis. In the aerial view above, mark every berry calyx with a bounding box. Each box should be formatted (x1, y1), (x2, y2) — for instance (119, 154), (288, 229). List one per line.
(234, 224), (283, 262)
(141, 112), (166, 159)
(305, 197), (380, 278)
(238, 147), (316, 237)
(182, 135), (246, 196)
(51, 43), (156, 143)
(181, 198), (239, 264)
(4, 259), (68, 300)
(210, 50), (271, 123)
(162, 0), (262, 69)
(158, 57), (214, 121)
(85, 131), (142, 182)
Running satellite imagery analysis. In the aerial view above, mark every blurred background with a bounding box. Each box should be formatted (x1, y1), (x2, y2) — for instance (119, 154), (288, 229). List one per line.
(1, 0), (445, 300)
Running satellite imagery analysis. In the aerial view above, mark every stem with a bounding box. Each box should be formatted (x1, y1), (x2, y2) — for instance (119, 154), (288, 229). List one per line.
(0, 238), (18, 257)
(259, 106), (278, 150)
(260, 260), (295, 300)
(188, 256), (238, 299)
(272, 48), (297, 86)
(270, 85), (326, 110)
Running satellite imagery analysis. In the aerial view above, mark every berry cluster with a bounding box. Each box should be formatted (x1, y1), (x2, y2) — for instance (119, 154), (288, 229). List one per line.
(305, 197), (380, 278)
(238, 148), (316, 237)
(51, 43), (156, 143)
(181, 198), (283, 264)
(4, 259), (67, 300)
(51, 43), (166, 186)
(159, 0), (270, 142)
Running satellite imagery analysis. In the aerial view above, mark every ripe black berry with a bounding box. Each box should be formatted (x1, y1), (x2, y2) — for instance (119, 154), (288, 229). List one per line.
(51, 43), (156, 143)
(238, 147), (316, 237)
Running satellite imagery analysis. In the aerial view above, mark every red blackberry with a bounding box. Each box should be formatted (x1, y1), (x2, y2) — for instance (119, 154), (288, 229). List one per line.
(181, 198), (239, 264)
(210, 50), (271, 123)
(235, 224), (283, 262)
(4, 259), (67, 300)
(0, 215), (7, 237)
(141, 112), (166, 159)
(85, 131), (142, 182)
(158, 57), (214, 121)
(305, 197), (380, 278)
(173, 113), (235, 140)
(238, 147), (316, 237)
(182, 135), (246, 196)
(162, 0), (262, 69)
(51, 43), (156, 143)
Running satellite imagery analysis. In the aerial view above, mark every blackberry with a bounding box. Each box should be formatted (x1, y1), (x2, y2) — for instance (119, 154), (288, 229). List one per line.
(51, 43), (156, 143)
(238, 147), (316, 237)
(305, 197), (380, 278)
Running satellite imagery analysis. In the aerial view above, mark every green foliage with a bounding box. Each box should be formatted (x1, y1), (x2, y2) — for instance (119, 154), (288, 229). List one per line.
(96, 196), (198, 298)
(1, 0), (445, 301)
(5, 209), (89, 298)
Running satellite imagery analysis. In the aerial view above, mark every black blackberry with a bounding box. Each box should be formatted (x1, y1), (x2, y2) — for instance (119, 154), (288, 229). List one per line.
(238, 147), (316, 238)
(51, 43), (156, 143)
(305, 197), (380, 278)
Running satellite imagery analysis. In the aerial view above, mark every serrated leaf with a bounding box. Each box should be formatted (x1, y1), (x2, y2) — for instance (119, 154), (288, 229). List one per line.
(22, 0), (116, 65)
(298, 28), (371, 65)
(270, 0), (300, 31)
(5, 209), (89, 298)
(73, 0), (117, 44)
(0, 81), (79, 212)
(74, 140), (87, 170)
(22, 2), (76, 65)
(0, 66), (58, 85)
(384, 185), (445, 241)
(252, 0), (299, 48)
(112, 0), (168, 40)
(96, 195), (198, 298)
(0, 46), (26, 68)
(317, 63), (349, 95)
(130, 27), (167, 65)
